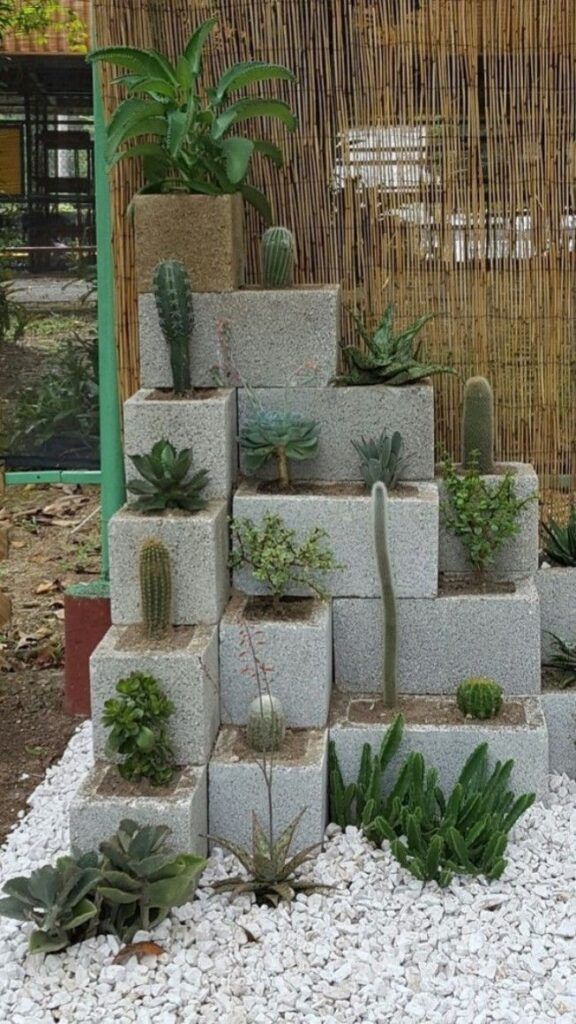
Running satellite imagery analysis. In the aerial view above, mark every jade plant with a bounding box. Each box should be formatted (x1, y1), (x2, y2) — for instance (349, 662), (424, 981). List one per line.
(261, 226), (295, 287)
(247, 694), (286, 752)
(542, 505), (576, 567)
(153, 260), (193, 394)
(127, 440), (209, 513)
(239, 408), (319, 489)
(102, 672), (176, 787)
(140, 537), (172, 638)
(88, 17), (297, 221)
(462, 376), (494, 474)
(456, 677), (503, 719)
(372, 482), (397, 708)
(352, 430), (404, 490)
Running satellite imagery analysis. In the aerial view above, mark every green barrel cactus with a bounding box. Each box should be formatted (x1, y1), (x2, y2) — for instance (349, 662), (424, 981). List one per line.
(457, 677), (503, 720)
(261, 226), (295, 288)
(139, 538), (172, 638)
(246, 694), (286, 752)
(153, 259), (193, 394)
(372, 481), (397, 709)
(462, 376), (494, 474)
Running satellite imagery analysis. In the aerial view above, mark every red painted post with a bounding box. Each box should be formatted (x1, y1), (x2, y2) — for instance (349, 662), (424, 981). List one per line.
(64, 582), (111, 717)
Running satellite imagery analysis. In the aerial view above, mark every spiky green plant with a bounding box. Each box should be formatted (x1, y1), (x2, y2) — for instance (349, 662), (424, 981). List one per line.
(140, 538), (172, 638)
(462, 376), (494, 474)
(240, 408), (319, 489)
(102, 672), (175, 786)
(127, 440), (209, 512)
(372, 482), (397, 708)
(153, 260), (193, 394)
(544, 633), (576, 686)
(542, 506), (576, 567)
(246, 694), (286, 751)
(261, 226), (295, 287)
(456, 677), (503, 719)
(352, 430), (404, 490)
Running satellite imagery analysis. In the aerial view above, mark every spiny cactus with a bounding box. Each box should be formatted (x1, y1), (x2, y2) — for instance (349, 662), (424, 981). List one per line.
(261, 226), (295, 288)
(139, 538), (172, 638)
(153, 260), (193, 394)
(372, 482), (397, 709)
(462, 376), (494, 474)
(457, 677), (503, 720)
(246, 694), (286, 752)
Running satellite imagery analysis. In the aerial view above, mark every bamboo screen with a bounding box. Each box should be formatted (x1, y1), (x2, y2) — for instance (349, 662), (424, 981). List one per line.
(0, 1), (90, 54)
(93, 0), (576, 504)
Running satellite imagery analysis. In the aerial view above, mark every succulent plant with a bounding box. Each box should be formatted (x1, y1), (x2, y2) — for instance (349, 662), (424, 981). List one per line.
(103, 672), (175, 786)
(153, 260), (193, 394)
(246, 694), (286, 751)
(352, 430), (404, 490)
(372, 482), (397, 709)
(240, 408), (319, 488)
(544, 633), (576, 685)
(456, 677), (503, 719)
(261, 226), (295, 287)
(140, 538), (172, 638)
(127, 440), (209, 513)
(542, 506), (576, 567)
(462, 376), (494, 474)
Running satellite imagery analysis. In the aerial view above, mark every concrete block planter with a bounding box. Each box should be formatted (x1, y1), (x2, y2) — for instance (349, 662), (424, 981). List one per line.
(438, 463), (539, 580)
(109, 502), (229, 627)
(123, 388), (236, 501)
(536, 567), (576, 661)
(330, 693), (548, 797)
(333, 578), (541, 694)
(219, 594), (332, 728)
(232, 480), (439, 598)
(69, 763), (208, 856)
(209, 727), (328, 848)
(138, 286), (340, 390)
(90, 624), (219, 766)
(237, 384), (435, 482)
(541, 689), (576, 778)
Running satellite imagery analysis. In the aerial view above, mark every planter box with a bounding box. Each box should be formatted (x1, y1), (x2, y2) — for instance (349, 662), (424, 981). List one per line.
(541, 689), (576, 778)
(536, 566), (576, 661)
(133, 193), (244, 294)
(123, 388), (236, 501)
(209, 726), (328, 848)
(330, 693), (548, 797)
(90, 624), (219, 766)
(237, 384), (435, 482)
(108, 503), (229, 627)
(438, 463), (539, 580)
(232, 480), (439, 599)
(138, 286), (340, 390)
(69, 763), (207, 855)
(219, 594), (332, 728)
(333, 579), (541, 694)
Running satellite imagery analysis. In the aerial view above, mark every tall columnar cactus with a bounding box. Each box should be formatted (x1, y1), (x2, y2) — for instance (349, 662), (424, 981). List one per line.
(153, 260), (193, 394)
(261, 226), (295, 288)
(457, 678), (503, 720)
(246, 694), (286, 752)
(372, 481), (397, 709)
(139, 538), (172, 638)
(462, 376), (494, 474)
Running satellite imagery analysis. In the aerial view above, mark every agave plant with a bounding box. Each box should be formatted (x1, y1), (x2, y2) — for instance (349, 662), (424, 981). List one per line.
(88, 17), (297, 221)
(544, 632), (576, 686)
(240, 408), (319, 488)
(333, 304), (454, 386)
(127, 440), (209, 512)
(542, 506), (576, 567)
(351, 430), (404, 490)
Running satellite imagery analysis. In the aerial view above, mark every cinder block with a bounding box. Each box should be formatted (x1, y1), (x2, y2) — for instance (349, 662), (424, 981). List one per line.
(69, 763), (207, 855)
(109, 502), (229, 627)
(333, 579), (541, 695)
(90, 624), (219, 766)
(438, 463), (539, 580)
(330, 693), (548, 797)
(138, 286), (340, 390)
(209, 726), (328, 848)
(219, 595), (332, 728)
(535, 567), (576, 660)
(232, 480), (439, 599)
(237, 384), (435, 482)
(123, 388), (236, 501)
(541, 689), (576, 778)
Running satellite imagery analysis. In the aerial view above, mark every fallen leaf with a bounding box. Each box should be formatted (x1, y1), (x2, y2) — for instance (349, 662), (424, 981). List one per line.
(36, 579), (62, 595)
(240, 926), (260, 943)
(112, 941), (165, 964)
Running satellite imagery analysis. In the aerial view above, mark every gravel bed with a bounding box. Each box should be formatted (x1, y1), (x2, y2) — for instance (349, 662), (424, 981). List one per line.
(1, 722), (576, 1024)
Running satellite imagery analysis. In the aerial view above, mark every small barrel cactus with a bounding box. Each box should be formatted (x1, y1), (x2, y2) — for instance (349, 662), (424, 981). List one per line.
(139, 538), (172, 638)
(261, 226), (295, 288)
(456, 677), (503, 720)
(462, 376), (494, 474)
(246, 694), (286, 752)
(153, 259), (193, 394)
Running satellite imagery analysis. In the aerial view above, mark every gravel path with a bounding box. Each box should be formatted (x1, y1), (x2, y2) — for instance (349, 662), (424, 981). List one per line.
(1, 723), (575, 1024)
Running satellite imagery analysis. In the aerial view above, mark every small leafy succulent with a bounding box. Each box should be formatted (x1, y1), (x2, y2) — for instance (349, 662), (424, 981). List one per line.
(352, 430), (404, 490)
(127, 440), (209, 513)
(544, 633), (576, 686)
(542, 506), (576, 567)
(240, 408), (319, 489)
(103, 672), (176, 787)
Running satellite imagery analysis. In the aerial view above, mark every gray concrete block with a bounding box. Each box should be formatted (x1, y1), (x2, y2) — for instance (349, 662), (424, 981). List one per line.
(438, 463), (539, 580)
(232, 480), (439, 599)
(124, 388), (236, 501)
(69, 763), (207, 855)
(90, 625), (219, 766)
(330, 693), (548, 797)
(536, 567), (576, 661)
(238, 384), (435, 482)
(209, 727), (327, 848)
(138, 286), (340, 390)
(109, 503), (229, 627)
(333, 579), (541, 695)
(541, 690), (576, 778)
(219, 595), (332, 728)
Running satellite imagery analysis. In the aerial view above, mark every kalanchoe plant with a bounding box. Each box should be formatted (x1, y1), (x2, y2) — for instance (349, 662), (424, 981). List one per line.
(544, 633), (576, 686)
(352, 430), (404, 491)
(127, 440), (209, 512)
(542, 506), (576, 567)
(240, 408), (319, 489)
(88, 17), (297, 221)
(103, 672), (176, 787)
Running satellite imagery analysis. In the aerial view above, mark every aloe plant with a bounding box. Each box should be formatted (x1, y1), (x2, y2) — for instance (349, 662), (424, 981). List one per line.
(542, 506), (576, 567)
(352, 430), (404, 490)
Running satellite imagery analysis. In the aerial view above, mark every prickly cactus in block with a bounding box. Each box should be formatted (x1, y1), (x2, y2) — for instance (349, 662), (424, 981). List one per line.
(457, 677), (503, 720)
(153, 260), (193, 394)
(372, 481), (397, 709)
(462, 376), (494, 474)
(247, 694), (286, 752)
(261, 226), (295, 288)
(139, 538), (172, 638)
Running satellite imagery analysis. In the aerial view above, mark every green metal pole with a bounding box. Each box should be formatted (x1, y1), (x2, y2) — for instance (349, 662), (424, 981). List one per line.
(93, 64), (125, 578)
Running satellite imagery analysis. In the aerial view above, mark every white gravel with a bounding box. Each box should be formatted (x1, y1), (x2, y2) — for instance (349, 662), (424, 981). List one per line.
(1, 722), (576, 1024)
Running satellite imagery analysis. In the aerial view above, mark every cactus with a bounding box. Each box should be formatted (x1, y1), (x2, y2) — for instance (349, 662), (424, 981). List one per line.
(261, 226), (295, 288)
(372, 481), (397, 709)
(456, 677), (503, 720)
(153, 260), (193, 394)
(246, 694), (286, 751)
(139, 538), (172, 638)
(462, 376), (494, 474)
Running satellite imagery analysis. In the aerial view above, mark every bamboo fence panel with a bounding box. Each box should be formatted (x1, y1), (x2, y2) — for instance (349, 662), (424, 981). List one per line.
(93, 0), (576, 509)
(0, 1), (90, 54)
